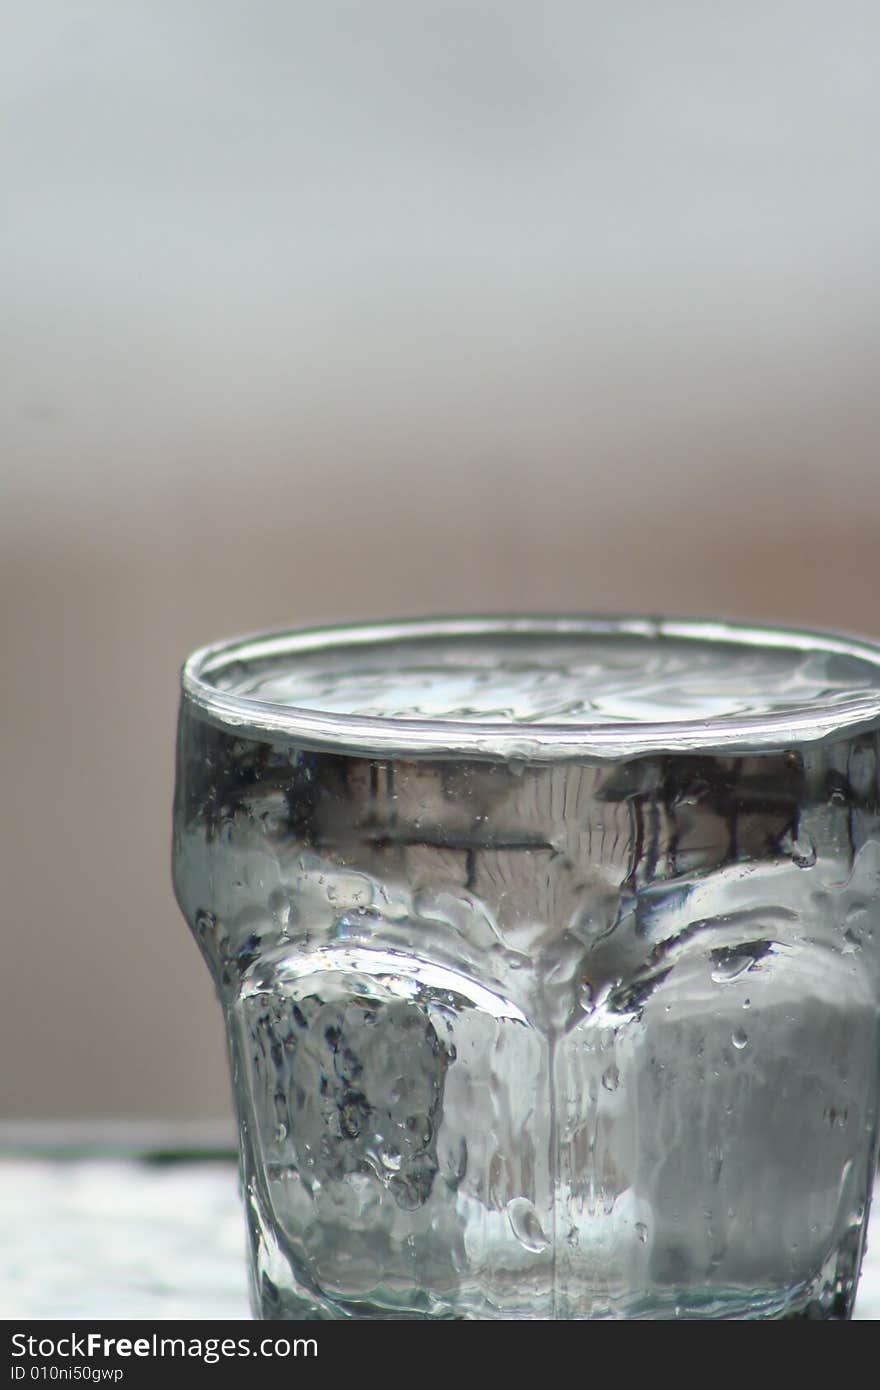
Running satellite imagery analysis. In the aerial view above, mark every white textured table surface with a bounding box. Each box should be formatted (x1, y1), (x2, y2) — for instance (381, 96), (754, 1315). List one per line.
(0, 1157), (248, 1320)
(0, 1149), (877, 1320)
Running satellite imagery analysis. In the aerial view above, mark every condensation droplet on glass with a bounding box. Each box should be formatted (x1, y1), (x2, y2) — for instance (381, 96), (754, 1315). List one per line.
(195, 910), (216, 938)
(506, 1198), (549, 1253)
(732, 1029), (748, 1050)
(781, 828), (817, 869)
(577, 979), (594, 1012)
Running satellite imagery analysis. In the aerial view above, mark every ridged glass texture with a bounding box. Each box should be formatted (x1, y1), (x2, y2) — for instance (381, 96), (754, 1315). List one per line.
(173, 617), (880, 1319)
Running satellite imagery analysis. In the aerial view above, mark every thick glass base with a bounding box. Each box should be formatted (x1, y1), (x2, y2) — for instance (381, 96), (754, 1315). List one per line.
(243, 1174), (866, 1320)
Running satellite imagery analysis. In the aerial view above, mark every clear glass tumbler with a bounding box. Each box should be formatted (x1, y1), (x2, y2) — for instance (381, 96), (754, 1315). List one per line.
(172, 616), (880, 1319)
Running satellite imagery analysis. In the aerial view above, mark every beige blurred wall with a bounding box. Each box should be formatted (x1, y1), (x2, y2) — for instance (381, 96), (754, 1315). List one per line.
(2, 1), (880, 1119)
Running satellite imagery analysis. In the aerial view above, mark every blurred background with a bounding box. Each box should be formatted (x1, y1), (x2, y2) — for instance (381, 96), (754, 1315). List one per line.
(2, 1), (879, 1122)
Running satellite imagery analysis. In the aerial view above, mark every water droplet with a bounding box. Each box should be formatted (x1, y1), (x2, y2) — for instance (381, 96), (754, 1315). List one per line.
(577, 979), (594, 1012)
(635, 1222), (648, 1244)
(379, 1147), (402, 1172)
(506, 1198), (549, 1253)
(710, 939), (774, 982)
(274, 1122), (288, 1142)
(742, 998), (751, 1009)
(711, 959), (748, 983)
(731, 1029), (748, 1050)
(195, 910), (216, 938)
(601, 1064), (620, 1092)
(781, 828), (817, 868)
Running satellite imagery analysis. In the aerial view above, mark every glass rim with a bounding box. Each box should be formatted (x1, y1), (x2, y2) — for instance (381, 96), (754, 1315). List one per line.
(179, 613), (880, 760)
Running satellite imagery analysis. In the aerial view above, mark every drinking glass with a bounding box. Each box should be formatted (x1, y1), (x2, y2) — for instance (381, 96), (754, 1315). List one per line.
(172, 616), (880, 1319)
